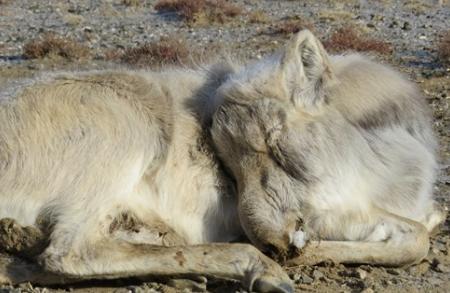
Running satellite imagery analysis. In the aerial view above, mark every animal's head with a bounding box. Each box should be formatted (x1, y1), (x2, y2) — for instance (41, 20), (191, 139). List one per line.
(211, 30), (336, 256)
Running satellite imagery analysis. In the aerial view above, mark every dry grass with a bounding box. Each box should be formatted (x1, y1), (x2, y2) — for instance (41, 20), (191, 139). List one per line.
(248, 10), (270, 24)
(23, 33), (90, 60)
(112, 37), (191, 68)
(154, 0), (241, 24)
(105, 36), (223, 68)
(267, 16), (314, 35)
(122, 0), (143, 7)
(323, 27), (392, 54)
(438, 31), (450, 65)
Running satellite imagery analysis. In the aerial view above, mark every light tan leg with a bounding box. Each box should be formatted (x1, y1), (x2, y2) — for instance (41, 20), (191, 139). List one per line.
(36, 241), (292, 293)
(287, 211), (430, 267)
(0, 216), (293, 292)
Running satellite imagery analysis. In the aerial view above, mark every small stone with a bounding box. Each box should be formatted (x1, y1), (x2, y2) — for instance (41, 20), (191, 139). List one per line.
(356, 268), (368, 279)
(435, 263), (450, 273)
(300, 273), (314, 284)
(408, 262), (430, 276)
(290, 272), (301, 282)
(18, 283), (33, 291)
(361, 288), (374, 293)
(127, 286), (143, 293)
(386, 268), (399, 275)
(168, 279), (207, 292)
(312, 269), (324, 280)
(402, 22), (411, 30)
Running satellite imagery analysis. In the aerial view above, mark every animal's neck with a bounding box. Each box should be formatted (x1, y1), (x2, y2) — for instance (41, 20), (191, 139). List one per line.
(139, 63), (243, 243)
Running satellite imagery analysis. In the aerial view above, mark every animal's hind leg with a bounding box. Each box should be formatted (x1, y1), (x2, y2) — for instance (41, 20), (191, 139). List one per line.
(287, 210), (430, 267)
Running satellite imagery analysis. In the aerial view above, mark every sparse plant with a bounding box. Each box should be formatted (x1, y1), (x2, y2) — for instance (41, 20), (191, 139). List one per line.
(104, 36), (222, 68)
(323, 27), (392, 54)
(266, 16), (313, 35)
(117, 37), (191, 68)
(437, 31), (450, 65)
(154, 0), (241, 24)
(23, 33), (90, 60)
(248, 10), (270, 24)
(122, 0), (143, 7)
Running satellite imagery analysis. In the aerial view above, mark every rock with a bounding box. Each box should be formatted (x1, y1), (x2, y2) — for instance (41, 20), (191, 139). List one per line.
(312, 269), (325, 280)
(18, 283), (33, 291)
(127, 286), (144, 293)
(408, 262), (430, 276)
(290, 272), (301, 282)
(300, 273), (314, 284)
(167, 279), (207, 292)
(386, 268), (400, 275)
(435, 263), (450, 273)
(402, 21), (411, 30)
(355, 268), (368, 280)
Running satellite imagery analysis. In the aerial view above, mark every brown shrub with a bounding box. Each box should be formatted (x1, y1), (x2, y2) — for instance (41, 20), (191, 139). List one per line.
(248, 10), (270, 24)
(266, 17), (314, 35)
(122, 0), (142, 6)
(323, 27), (392, 54)
(117, 37), (191, 68)
(438, 31), (450, 65)
(154, 0), (241, 24)
(23, 33), (90, 60)
(106, 36), (222, 68)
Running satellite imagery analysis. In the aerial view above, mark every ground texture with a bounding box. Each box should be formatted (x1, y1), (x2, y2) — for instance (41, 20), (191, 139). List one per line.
(0, 0), (449, 292)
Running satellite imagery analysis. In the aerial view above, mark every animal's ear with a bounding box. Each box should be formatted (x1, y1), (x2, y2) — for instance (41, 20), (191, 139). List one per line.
(280, 30), (335, 110)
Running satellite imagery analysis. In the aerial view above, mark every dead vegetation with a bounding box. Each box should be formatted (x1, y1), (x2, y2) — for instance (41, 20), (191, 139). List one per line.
(107, 37), (192, 68)
(248, 10), (270, 24)
(122, 0), (143, 7)
(154, 0), (241, 24)
(119, 37), (190, 68)
(437, 31), (450, 65)
(23, 33), (90, 60)
(265, 16), (314, 36)
(323, 27), (392, 54)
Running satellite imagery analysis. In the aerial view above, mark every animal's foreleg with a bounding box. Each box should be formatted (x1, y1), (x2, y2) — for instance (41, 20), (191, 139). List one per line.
(38, 241), (293, 293)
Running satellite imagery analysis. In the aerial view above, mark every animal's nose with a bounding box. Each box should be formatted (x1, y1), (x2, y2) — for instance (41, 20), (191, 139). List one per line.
(260, 235), (291, 261)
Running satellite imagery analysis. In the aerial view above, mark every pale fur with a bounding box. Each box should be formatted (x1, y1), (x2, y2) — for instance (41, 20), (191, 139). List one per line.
(0, 31), (445, 292)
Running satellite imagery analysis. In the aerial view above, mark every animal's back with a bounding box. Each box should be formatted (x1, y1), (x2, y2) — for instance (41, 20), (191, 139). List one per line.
(330, 54), (436, 152)
(323, 54), (438, 227)
(0, 71), (173, 226)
